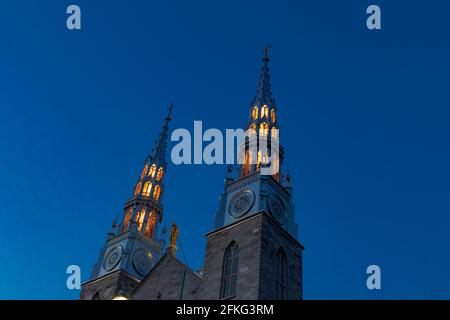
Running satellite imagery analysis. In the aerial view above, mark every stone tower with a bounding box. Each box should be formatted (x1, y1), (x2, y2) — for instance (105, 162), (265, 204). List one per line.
(80, 106), (173, 300)
(200, 49), (304, 300)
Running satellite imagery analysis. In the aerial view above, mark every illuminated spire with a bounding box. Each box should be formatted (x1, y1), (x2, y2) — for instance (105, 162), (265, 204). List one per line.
(124, 105), (174, 237)
(244, 48), (280, 178)
(214, 49), (296, 240)
(87, 105), (174, 291)
(248, 47), (277, 128)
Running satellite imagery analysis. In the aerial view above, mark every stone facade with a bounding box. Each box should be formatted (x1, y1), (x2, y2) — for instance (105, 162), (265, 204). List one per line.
(200, 213), (262, 299)
(132, 252), (201, 300)
(130, 211), (303, 300)
(80, 270), (139, 300)
(200, 211), (303, 300)
(81, 51), (305, 301)
(80, 109), (172, 300)
(258, 212), (303, 299)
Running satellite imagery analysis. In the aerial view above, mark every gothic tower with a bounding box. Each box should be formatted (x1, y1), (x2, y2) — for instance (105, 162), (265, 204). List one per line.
(80, 106), (173, 300)
(200, 50), (304, 300)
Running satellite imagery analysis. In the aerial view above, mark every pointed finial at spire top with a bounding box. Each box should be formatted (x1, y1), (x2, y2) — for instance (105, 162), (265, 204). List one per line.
(150, 104), (173, 163)
(263, 44), (272, 61)
(166, 104), (174, 122)
(162, 104), (174, 129)
(253, 46), (274, 105)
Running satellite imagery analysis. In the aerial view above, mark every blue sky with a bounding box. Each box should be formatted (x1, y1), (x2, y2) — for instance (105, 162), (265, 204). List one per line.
(0, 0), (449, 299)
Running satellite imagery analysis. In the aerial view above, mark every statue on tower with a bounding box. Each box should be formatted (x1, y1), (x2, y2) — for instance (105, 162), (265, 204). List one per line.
(168, 223), (179, 257)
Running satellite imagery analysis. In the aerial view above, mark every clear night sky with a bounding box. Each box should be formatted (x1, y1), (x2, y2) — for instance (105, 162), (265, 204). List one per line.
(1, 1), (449, 299)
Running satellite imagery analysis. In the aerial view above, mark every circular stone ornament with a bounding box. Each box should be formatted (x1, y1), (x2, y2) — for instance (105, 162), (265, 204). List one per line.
(132, 249), (153, 276)
(268, 195), (286, 225)
(228, 189), (255, 218)
(103, 245), (123, 271)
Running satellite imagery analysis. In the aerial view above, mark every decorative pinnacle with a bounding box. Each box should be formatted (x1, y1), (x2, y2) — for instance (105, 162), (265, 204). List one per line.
(263, 44), (271, 61)
(254, 46), (274, 105)
(151, 104), (174, 162)
(165, 104), (174, 124)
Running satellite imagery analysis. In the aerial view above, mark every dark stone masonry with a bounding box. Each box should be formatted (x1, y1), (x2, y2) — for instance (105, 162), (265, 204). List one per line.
(81, 50), (304, 300)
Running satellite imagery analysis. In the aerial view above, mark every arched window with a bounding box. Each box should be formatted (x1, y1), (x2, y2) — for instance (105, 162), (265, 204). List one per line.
(145, 210), (157, 237)
(153, 185), (161, 200)
(271, 127), (278, 139)
(257, 150), (261, 171)
(148, 164), (156, 178)
(275, 248), (287, 299)
(220, 242), (239, 299)
(270, 109), (276, 123)
(133, 182), (141, 196)
(259, 122), (269, 136)
(156, 167), (164, 181)
(242, 150), (252, 176)
(249, 123), (256, 130)
(142, 181), (152, 197)
(262, 150), (269, 165)
(140, 164), (148, 179)
(261, 105), (268, 118)
(252, 106), (258, 120)
(121, 207), (133, 233)
(135, 208), (146, 232)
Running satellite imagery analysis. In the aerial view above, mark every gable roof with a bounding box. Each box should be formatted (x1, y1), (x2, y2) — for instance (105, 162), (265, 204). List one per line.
(131, 252), (201, 298)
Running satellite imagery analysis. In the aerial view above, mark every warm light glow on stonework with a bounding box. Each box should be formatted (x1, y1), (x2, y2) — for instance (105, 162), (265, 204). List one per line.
(142, 181), (152, 197)
(156, 167), (164, 181)
(134, 182), (141, 196)
(260, 122), (269, 135)
(145, 210), (156, 237)
(136, 208), (146, 231)
(261, 105), (268, 118)
(140, 164), (148, 180)
(242, 150), (252, 176)
(252, 106), (258, 120)
(271, 127), (278, 139)
(153, 185), (161, 200)
(148, 164), (156, 178)
(257, 150), (261, 170)
(121, 207), (133, 233)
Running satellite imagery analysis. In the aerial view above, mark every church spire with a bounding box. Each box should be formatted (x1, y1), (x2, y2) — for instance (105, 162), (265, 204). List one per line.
(213, 50), (296, 240)
(244, 48), (280, 178)
(253, 45), (274, 107)
(248, 47), (277, 129)
(150, 104), (173, 165)
(125, 105), (174, 236)
(83, 105), (174, 298)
